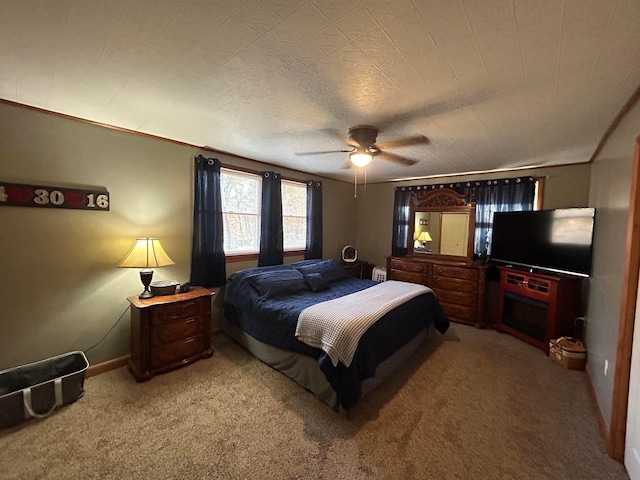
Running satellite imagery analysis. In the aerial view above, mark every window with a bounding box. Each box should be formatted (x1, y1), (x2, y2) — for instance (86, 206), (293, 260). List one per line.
(220, 168), (307, 256)
(220, 169), (261, 254)
(282, 180), (307, 251)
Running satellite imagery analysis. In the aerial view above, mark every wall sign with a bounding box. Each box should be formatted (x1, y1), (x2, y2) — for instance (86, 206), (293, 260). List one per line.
(0, 182), (109, 211)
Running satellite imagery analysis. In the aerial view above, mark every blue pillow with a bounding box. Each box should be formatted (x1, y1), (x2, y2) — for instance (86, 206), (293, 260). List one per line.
(247, 269), (308, 299)
(304, 273), (330, 292)
(296, 259), (350, 283)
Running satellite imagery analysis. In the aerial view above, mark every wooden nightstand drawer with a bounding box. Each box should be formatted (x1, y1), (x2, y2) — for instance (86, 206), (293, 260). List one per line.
(433, 264), (477, 280)
(432, 275), (475, 293)
(151, 316), (204, 346)
(150, 335), (205, 369)
(154, 299), (204, 323)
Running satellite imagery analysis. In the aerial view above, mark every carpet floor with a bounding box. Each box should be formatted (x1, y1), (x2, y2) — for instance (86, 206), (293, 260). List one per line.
(0, 323), (630, 479)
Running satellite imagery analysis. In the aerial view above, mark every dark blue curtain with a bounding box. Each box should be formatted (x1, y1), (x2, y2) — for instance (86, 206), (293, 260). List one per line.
(190, 155), (227, 287)
(475, 178), (535, 256)
(258, 172), (283, 266)
(391, 187), (412, 256)
(305, 180), (323, 260)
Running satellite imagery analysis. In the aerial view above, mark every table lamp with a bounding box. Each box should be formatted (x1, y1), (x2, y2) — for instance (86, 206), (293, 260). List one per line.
(418, 231), (432, 248)
(118, 238), (174, 298)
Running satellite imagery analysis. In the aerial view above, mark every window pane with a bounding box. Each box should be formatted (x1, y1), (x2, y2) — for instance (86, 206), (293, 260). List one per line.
(223, 213), (260, 253)
(221, 169), (261, 254)
(282, 181), (306, 216)
(282, 180), (307, 250)
(283, 216), (306, 249)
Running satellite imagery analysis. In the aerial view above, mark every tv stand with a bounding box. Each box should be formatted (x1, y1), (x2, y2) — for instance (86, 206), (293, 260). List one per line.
(496, 266), (582, 351)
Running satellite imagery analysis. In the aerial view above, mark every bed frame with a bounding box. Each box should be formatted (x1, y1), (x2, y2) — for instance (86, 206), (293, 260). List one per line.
(222, 317), (429, 413)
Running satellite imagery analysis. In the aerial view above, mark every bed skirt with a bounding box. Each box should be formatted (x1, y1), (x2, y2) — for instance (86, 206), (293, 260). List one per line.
(222, 317), (428, 412)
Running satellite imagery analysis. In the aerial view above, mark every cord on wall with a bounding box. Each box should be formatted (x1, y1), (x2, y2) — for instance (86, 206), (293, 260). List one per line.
(84, 305), (131, 354)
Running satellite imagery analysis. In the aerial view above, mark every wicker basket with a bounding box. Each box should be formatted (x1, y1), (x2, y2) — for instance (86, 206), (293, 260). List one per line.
(549, 337), (587, 370)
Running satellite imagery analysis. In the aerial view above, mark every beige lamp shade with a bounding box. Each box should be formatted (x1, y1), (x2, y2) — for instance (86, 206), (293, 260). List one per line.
(118, 238), (174, 269)
(418, 231), (433, 242)
(118, 238), (174, 299)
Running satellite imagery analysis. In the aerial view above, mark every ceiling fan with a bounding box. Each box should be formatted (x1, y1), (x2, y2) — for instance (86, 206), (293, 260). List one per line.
(295, 125), (430, 168)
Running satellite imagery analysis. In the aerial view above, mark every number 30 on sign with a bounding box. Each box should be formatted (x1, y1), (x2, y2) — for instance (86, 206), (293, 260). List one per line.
(0, 182), (110, 211)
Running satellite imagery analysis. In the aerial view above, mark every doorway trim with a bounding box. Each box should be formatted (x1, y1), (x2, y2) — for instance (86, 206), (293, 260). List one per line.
(610, 136), (640, 461)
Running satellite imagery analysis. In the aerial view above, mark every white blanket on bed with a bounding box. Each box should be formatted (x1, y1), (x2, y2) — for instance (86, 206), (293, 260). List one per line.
(295, 280), (432, 368)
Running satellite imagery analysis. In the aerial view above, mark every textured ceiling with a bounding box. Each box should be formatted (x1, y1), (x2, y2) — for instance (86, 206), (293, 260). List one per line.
(1, 0), (639, 183)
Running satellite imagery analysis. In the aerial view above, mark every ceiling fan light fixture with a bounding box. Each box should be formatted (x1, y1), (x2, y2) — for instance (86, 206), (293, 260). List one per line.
(349, 149), (373, 167)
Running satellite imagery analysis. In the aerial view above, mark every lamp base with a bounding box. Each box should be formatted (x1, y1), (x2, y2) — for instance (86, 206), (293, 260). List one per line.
(139, 269), (154, 299)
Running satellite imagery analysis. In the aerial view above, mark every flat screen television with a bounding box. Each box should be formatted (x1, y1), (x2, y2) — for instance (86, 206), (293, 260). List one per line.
(490, 208), (596, 277)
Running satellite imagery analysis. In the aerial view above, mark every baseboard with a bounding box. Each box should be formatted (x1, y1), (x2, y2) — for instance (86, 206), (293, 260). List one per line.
(86, 331), (223, 378)
(86, 355), (130, 378)
(585, 364), (611, 452)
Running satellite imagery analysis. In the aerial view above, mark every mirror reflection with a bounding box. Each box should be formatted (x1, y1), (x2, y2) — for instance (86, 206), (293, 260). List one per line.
(413, 211), (470, 257)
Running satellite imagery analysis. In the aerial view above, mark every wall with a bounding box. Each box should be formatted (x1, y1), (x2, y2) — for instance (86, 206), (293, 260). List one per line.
(0, 102), (355, 369)
(354, 163), (592, 268)
(587, 101), (640, 429)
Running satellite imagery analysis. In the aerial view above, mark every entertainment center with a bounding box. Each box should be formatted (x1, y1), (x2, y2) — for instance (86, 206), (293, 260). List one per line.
(491, 207), (595, 351)
(495, 267), (582, 351)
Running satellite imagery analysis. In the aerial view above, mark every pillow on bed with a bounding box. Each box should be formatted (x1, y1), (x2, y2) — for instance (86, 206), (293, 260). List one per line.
(296, 259), (350, 283)
(304, 273), (330, 292)
(247, 269), (309, 298)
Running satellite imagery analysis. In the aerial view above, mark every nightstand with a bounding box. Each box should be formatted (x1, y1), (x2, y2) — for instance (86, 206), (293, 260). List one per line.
(341, 260), (373, 280)
(127, 286), (217, 382)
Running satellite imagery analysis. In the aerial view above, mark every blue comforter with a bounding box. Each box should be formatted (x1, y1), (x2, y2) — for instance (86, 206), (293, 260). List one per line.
(224, 259), (449, 409)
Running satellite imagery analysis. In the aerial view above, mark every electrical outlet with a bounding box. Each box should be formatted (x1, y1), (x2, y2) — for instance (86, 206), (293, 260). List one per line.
(604, 359), (609, 376)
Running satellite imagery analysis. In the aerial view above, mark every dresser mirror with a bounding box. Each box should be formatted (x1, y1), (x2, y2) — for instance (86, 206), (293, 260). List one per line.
(409, 189), (476, 261)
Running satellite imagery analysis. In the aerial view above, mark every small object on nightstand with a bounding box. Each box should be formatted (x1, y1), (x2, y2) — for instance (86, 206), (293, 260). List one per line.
(149, 280), (180, 296)
(127, 286), (218, 382)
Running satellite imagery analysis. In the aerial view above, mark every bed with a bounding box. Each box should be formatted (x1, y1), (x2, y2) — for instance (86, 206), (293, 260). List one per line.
(223, 259), (449, 411)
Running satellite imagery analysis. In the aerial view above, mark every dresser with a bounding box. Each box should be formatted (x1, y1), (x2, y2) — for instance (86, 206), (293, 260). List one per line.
(387, 256), (487, 327)
(128, 286), (216, 382)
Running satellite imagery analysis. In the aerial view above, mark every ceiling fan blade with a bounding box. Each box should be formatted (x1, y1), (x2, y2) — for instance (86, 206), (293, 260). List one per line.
(378, 151), (419, 166)
(295, 149), (352, 156)
(375, 135), (430, 149)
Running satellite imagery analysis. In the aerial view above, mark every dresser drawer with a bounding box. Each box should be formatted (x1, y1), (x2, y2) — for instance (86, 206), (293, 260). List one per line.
(153, 299), (204, 323)
(433, 288), (475, 307)
(151, 316), (204, 346)
(389, 258), (428, 274)
(389, 269), (425, 284)
(432, 264), (477, 280)
(432, 275), (475, 293)
(440, 303), (476, 323)
(150, 335), (205, 369)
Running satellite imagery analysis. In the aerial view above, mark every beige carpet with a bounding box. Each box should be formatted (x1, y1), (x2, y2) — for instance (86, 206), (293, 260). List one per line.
(0, 323), (629, 480)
